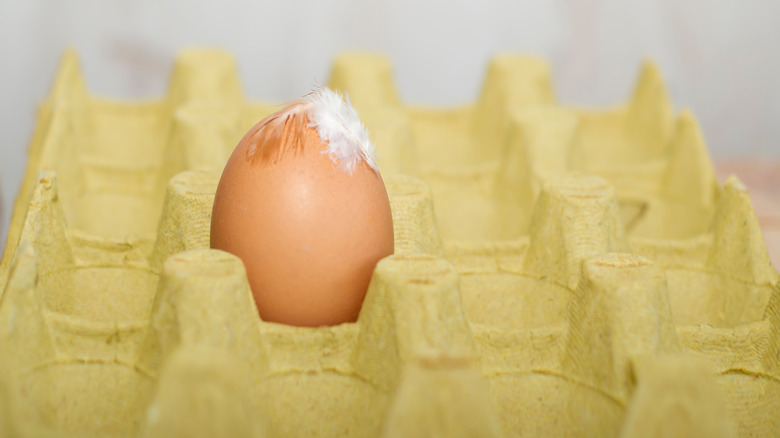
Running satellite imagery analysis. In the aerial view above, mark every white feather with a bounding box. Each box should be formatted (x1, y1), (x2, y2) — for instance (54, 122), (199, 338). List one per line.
(305, 86), (377, 174)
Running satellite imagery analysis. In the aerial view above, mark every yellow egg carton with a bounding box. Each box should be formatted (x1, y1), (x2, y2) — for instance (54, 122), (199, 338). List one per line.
(331, 54), (718, 242)
(0, 49), (778, 438)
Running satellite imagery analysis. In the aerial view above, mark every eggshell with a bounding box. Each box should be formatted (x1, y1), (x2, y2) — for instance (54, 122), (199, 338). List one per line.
(210, 108), (394, 327)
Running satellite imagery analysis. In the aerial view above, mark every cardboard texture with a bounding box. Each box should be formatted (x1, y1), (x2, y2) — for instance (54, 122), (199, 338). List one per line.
(0, 49), (778, 437)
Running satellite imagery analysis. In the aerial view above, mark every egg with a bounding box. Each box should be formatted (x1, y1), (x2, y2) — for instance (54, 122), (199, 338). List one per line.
(210, 87), (394, 327)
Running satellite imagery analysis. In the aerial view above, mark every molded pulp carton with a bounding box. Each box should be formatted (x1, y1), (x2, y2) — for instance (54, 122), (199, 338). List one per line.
(0, 49), (777, 438)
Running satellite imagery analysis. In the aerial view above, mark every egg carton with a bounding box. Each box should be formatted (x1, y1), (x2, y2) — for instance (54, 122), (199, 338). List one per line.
(328, 53), (720, 243)
(0, 49), (778, 438)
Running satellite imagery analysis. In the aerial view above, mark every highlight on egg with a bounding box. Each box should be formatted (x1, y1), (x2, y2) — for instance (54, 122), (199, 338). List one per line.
(210, 86), (394, 327)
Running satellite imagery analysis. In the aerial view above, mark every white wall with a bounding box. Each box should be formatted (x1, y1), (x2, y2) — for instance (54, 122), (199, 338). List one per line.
(1, 0), (779, 253)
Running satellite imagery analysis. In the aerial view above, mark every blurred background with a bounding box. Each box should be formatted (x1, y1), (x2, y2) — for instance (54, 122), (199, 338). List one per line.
(1, 0), (778, 258)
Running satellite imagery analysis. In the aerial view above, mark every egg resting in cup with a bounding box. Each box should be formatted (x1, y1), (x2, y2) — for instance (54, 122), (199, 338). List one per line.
(210, 87), (394, 327)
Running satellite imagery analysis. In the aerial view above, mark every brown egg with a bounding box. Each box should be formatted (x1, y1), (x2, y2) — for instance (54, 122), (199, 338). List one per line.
(210, 87), (394, 327)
